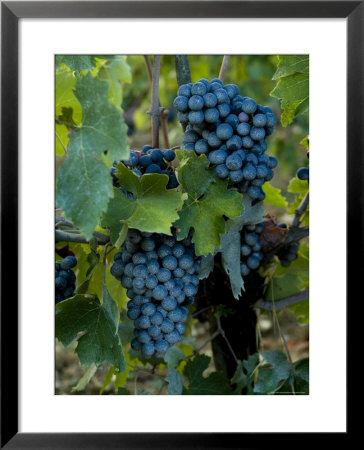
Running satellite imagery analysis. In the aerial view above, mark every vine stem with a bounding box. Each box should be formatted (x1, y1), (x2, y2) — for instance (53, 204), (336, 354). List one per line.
(218, 56), (230, 82)
(217, 315), (238, 365)
(55, 229), (109, 245)
(292, 191), (309, 227)
(253, 289), (309, 312)
(151, 55), (161, 149)
(144, 55), (170, 148)
(102, 242), (110, 287)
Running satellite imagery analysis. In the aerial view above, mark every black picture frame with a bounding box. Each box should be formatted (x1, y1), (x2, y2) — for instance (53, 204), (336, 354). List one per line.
(1, 1), (358, 448)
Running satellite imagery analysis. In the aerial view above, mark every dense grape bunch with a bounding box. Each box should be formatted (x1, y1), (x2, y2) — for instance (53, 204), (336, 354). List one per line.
(174, 78), (278, 203)
(240, 222), (265, 277)
(110, 229), (201, 359)
(110, 145), (178, 198)
(55, 256), (77, 303)
(276, 223), (299, 267)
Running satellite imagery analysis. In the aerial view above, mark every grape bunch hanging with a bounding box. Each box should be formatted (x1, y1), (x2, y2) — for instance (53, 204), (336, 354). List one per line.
(111, 145), (178, 196)
(55, 256), (77, 303)
(110, 229), (201, 359)
(174, 78), (278, 203)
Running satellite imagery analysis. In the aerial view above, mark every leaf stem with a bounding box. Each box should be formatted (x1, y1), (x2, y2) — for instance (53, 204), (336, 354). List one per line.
(56, 131), (68, 153)
(292, 191), (309, 227)
(253, 289), (309, 312)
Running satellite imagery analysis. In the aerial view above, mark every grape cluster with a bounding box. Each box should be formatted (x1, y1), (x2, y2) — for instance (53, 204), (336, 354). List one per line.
(276, 223), (299, 267)
(110, 145), (178, 194)
(240, 222), (265, 277)
(55, 256), (77, 303)
(173, 78), (277, 202)
(110, 229), (201, 359)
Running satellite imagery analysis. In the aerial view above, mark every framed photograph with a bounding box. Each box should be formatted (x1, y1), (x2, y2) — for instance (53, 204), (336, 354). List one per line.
(1, 1), (357, 447)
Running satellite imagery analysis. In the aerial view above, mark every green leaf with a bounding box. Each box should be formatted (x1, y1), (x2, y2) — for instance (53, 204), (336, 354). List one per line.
(75, 245), (100, 294)
(262, 183), (288, 209)
(70, 72), (129, 162)
(98, 56), (132, 108)
(55, 69), (82, 124)
(198, 254), (215, 280)
(61, 55), (95, 71)
(220, 195), (265, 298)
(55, 294), (126, 372)
(118, 310), (135, 346)
(288, 176), (309, 195)
(231, 354), (259, 394)
(71, 363), (97, 392)
(164, 346), (186, 368)
(99, 365), (115, 394)
(55, 124), (69, 156)
(272, 55), (309, 80)
(271, 67), (309, 127)
(183, 354), (232, 395)
(56, 146), (113, 239)
(300, 135), (309, 150)
(254, 351), (292, 394)
(175, 151), (243, 256)
(165, 368), (183, 395)
(56, 73), (130, 238)
(102, 164), (184, 235)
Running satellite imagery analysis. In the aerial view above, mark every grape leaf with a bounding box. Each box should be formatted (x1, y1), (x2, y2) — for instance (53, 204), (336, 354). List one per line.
(272, 55), (309, 80)
(231, 354), (259, 394)
(56, 73), (130, 238)
(98, 56), (132, 108)
(183, 354), (232, 395)
(175, 151), (243, 256)
(55, 124), (69, 156)
(55, 69), (82, 124)
(61, 55), (96, 71)
(288, 176), (309, 195)
(220, 195), (265, 299)
(271, 56), (309, 127)
(56, 146), (113, 239)
(118, 310), (135, 346)
(262, 182), (288, 209)
(55, 294), (125, 372)
(164, 346), (186, 368)
(254, 351), (292, 394)
(300, 135), (309, 150)
(69, 72), (129, 162)
(102, 164), (184, 236)
(72, 363), (97, 392)
(165, 368), (183, 395)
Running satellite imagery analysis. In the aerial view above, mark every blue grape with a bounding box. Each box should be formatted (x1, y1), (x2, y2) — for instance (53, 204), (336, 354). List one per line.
(240, 263), (250, 276)
(161, 318), (174, 334)
(208, 150), (227, 165)
(155, 339), (169, 354)
(141, 302), (157, 316)
(215, 88), (229, 104)
(178, 84), (192, 97)
(225, 114), (239, 130)
(242, 98), (257, 114)
(203, 92), (217, 108)
(226, 153), (243, 170)
(60, 256), (77, 270)
(163, 149), (176, 162)
(140, 155), (152, 167)
(175, 322), (186, 335)
(205, 108), (220, 123)
(179, 254), (194, 270)
(158, 245), (172, 258)
(110, 262), (124, 280)
(133, 264), (148, 279)
(191, 82), (208, 96)
(150, 311), (164, 326)
(152, 285), (168, 300)
(173, 95), (189, 112)
(161, 296), (177, 311)
(215, 164), (229, 179)
(216, 123), (233, 140)
(297, 167), (309, 180)
(245, 232), (259, 246)
(148, 325), (161, 339)
(241, 245), (251, 256)
(188, 110), (204, 125)
(229, 169), (244, 183)
(135, 315), (151, 329)
(141, 341), (155, 357)
(137, 330), (151, 344)
(217, 103), (231, 119)
(226, 135), (242, 151)
(147, 259), (159, 274)
(132, 253), (147, 265)
(188, 95), (204, 111)
(172, 244), (185, 258)
(162, 255), (178, 271)
(242, 163), (257, 180)
(250, 126), (265, 141)
(157, 268), (171, 283)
